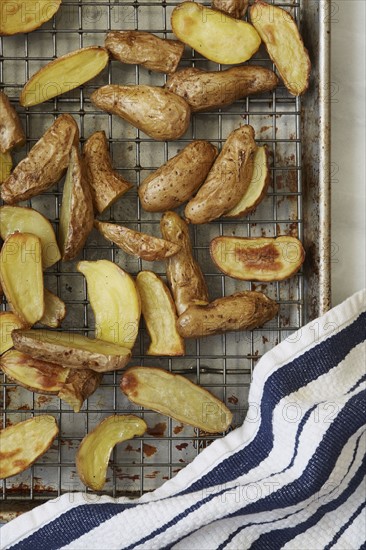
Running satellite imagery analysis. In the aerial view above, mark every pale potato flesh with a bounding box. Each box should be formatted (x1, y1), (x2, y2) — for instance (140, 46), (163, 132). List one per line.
(0, 205), (61, 268)
(20, 47), (109, 107)
(0, 311), (26, 355)
(40, 289), (66, 328)
(136, 271), (184, 356)
(0, 416), (58, 479)
(0, 151), (12, 183)
(0, 92), (25, 152)
(210, 236), (305, 281)
(212, 0), (248, 19)
(77, 260), (141, 350)
(121, 367), (232, 433)
(0, 233), (44, 325)
(76, 415), (147, 490)
(0, 0), (61, 35)
(171, 2), (261, 65)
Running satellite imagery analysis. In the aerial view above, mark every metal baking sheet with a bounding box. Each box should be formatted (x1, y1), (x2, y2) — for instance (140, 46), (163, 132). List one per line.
(0, 0), (330, 519)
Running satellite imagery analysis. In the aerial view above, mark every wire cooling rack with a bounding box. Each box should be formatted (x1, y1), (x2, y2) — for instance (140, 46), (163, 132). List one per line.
(0, 0), (311, 504)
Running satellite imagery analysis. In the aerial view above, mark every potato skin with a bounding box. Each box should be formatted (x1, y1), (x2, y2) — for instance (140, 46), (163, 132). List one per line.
(177, 291), (279, 338)
(90, 85), (191, 141)
(160, 211), (209, 315)
(138, 140), (218, 212)
(0, 92), (25, 153)
(59, 369), (102, 413)
(212, 0), (248, 18)
(165, 66), (278, 112)
(105, 31), (184, 74)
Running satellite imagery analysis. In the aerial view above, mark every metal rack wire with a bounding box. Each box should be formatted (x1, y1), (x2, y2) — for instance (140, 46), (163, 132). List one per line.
(1, 0), (306, 503)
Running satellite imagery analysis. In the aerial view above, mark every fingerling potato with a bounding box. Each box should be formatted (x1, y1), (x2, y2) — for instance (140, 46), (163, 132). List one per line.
(0, 311), (26, 355)
(40, 289), (66, 328)
(0, 91), (25, 153)
(212, 0), (248, 19)
(0, 0), (61, 36)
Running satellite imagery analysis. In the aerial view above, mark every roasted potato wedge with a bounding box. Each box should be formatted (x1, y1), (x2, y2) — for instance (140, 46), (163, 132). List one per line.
(185, 125), (256, 224)
(90, 85), (191, 141)
(165, 66), (278, 112)
(12, 329), (132, 373)
(0, 350), (102, 412)
(59, 146), (94, 261)
(0, 311), (26, 355)
(171, 2), (260, 65)
(40, 289), (66, 328)
(138, 141), (218, 212)
(212, 0), (248, 19)
(250, 1), (311, 96)
(94, 221), (180, 261)
(160, 212), (209, 315)
(77, 260), (141, 350)
(0, 114), (79, 204)
(20, 47), (109, 107)
(0, 233), (44, 325)
(210, 236), (305, 281)
(0, 0), (61, 36)
(83, 131), (133, 213)
(76, 415), (147, 490)
(105, 31), (184, 74)
(121, 367), (232, 433)
(177, 291), (279, 338)
(0, 205), (61, 268)
(0, 416), (58, 479)
(0, 150), (12, 183)
(226, 146), (270, 218)
(136, 271), (184, 356)
(0, 92), (25, 153)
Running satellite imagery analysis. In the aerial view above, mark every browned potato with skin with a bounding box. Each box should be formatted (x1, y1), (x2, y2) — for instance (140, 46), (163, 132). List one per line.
(0, 92), (25, 153)
(90, 85), (191, 141)
(0, 0), (61, 36)
(83, 131), (133, 213)
(212, 0), (248, 19)
(138, 141), (218, 212)
(94, 221), (180, 261)
(0, 150), (12, 183)
(165, 66), (278, 112)
(40, 289), (66, 328)
(0, 114), (79, 204)
(0, 311), (27, 355)
(160, 211), (209, 315)
(177, 291), (279, 338)
(105, 31), (184, 74)
(185, 125), (257, 224)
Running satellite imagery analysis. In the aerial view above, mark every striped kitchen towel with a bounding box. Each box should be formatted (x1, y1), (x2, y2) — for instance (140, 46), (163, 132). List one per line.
(1, 289), (365, 550)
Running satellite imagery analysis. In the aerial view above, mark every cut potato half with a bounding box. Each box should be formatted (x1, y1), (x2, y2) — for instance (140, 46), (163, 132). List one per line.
(121, 367), (232, 433)
(20, 47), (109, 107)
(210, 236), (305, 281)
(12, 329), (132, 373)
(250, 1), (311, 95)
(136, 271), (185, 356)
(0, 311), (26, 355)
(0, 416), (58, 479)
(0, 233), (44, 325)
(77, 260), (141, 350)
(76, 415), (147, 490)
(171, 2), (261, 65)
(40, 289), (66, 328)
(0, 91), (25, 153)
(0, 205), (61, 268)
(0, 151), (12, 183)
(0, 0), (61, 36)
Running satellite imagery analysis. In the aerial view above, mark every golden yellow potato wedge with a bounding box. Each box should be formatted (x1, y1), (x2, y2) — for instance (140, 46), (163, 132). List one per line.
(105, 31), (184, 74)
(160, 212), (209, 315)
(165, 66), (278, 112)
(177, 291), (279, 338)
(121, 367), (232, 433)
(0, 415), (58, 479)
(94, 221), (180, 261)
(185, 125), (256, 224)
(20, 46), (109, 107)
(0, 0), (61, 36)
(0, 350), (102, 412)
(0, 150), (12, 183)
(226, 146), (270, 218)
(171, 2), (260, 65)
(76, 415), (147, 490)
(40, 289), (66, 328)
(212, 0), (248, 19)
(0, 311), (26, 355)
(59, 146), (93, 261)
(250, 1), (311, 96)
(12, 329), (132, 373)
(0, 92), (25, 153)
(83, 131), (133, 213)
(138, 141), (218, 212)
(90, 85), (191, 141)
(0, 233), (44, 325)
(136, 271), (184, 356)
(210, 236), (305, 281)
(0, 114), (79, 204)
(0, 205), (61, 268)
(77, 260), (141, 350)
